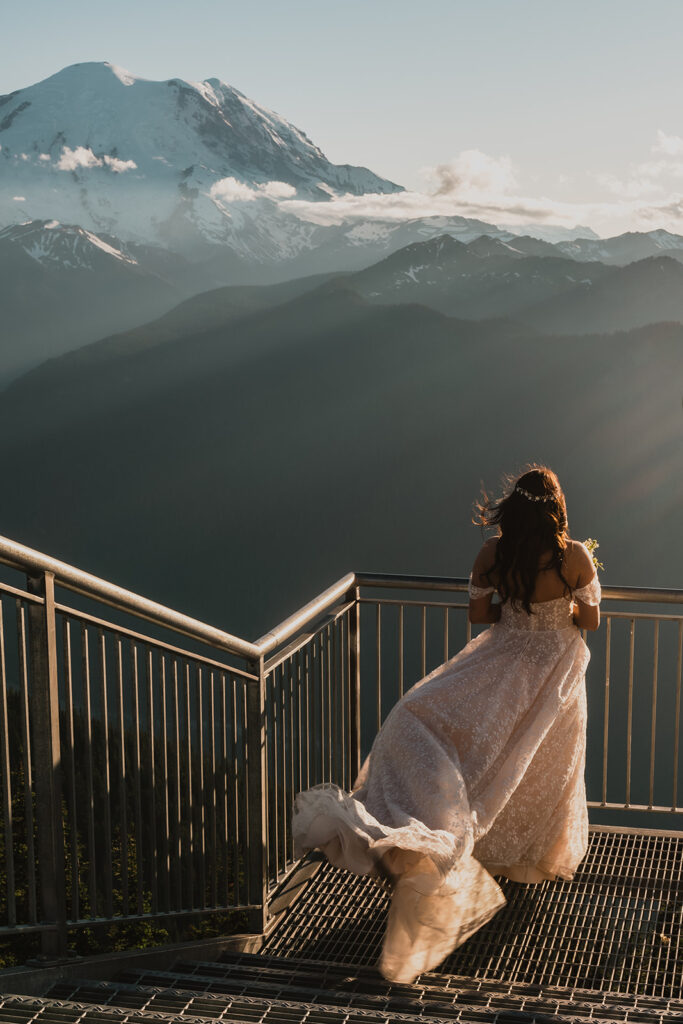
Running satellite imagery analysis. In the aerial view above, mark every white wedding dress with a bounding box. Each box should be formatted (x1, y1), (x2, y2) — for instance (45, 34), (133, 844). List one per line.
(291, 573), (601, 984)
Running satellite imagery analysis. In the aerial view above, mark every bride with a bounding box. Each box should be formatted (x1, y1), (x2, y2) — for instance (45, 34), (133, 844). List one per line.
(291, 466), (601, 984)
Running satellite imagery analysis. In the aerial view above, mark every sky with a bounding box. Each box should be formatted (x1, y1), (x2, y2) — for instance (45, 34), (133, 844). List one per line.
(3, 0), (683, 237)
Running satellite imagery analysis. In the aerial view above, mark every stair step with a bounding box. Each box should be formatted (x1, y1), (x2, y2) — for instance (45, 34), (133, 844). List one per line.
(35, 981), (683, 1024)
(87, 953), (681, 1020)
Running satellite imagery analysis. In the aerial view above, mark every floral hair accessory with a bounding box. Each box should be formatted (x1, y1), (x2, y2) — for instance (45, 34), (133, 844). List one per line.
(514, 485), (553, 503)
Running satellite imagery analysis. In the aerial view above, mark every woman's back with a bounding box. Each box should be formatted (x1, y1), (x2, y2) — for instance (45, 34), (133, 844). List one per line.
(472, 536), (591, 604)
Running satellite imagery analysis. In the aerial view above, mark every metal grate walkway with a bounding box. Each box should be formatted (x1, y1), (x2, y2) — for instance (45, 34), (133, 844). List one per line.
(263, 828), (683, 999)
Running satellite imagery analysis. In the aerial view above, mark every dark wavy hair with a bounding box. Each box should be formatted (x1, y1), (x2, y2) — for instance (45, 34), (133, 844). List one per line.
(474, 465), (572, 613)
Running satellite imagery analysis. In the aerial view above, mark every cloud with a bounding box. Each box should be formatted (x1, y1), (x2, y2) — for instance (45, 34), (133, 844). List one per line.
(12, 196), (26, 201)
(593, 131), (683, 200)
(56, 146), (136, 172)
(653, 130), (683, 157)
(39, 153), (51, 162)
(210, 177), (258, 202)
(422, 149), (518, 197)
(210, 137), (683, 240)
(258, 180), (296, 199)
(209, 177), (297, 203)
(56, 146), (103, 171)
(103, 155), (137, 173)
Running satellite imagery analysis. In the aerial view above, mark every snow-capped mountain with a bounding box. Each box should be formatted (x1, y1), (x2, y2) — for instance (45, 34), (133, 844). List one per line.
(508, 223), (600, 244)
(331, 233), (614, 319)
(0, 61), (403, 261)
(0, 218), (137, 269)
(556, 229), (683, 265)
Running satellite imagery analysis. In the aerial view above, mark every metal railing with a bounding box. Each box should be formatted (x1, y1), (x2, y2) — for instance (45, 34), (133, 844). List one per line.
(0, 534), (681, 964)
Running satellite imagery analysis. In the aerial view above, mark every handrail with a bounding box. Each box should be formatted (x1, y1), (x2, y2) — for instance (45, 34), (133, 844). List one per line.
(254, 572), (356, 655)
(1, 530), (681, 672)
(355, 571), (683, 604)
(356, 572), (469, 591)
(0, 533), (261, 661)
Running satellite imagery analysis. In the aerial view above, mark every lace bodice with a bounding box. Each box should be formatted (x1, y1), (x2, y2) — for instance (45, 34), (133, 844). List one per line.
(468, 575), (601, 632)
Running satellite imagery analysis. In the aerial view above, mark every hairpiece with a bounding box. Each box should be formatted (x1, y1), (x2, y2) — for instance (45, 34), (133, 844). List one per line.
(515, 484), (553, 503)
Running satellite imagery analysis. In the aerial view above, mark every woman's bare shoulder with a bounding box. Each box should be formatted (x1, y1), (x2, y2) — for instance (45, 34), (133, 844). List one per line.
(565, 539), (595, 587)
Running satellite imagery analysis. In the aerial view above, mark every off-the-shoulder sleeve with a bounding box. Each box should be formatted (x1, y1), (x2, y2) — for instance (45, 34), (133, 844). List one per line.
(468, 574), (495, 600)
(574, 574), (601, 606)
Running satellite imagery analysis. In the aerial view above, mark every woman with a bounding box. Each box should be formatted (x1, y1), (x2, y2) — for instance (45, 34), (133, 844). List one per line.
(292, 466), (601, 984)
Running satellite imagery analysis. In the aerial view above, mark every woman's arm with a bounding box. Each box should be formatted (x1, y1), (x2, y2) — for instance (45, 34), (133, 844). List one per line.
(573, 601), (599, 631)
(570, 541), (600, 631)
(468, 537), (501, 625)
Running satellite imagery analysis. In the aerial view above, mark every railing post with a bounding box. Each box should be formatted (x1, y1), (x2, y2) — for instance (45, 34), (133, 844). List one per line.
(27, 570), (67, 959)
(348, 586), (362, 788)
(245, 655), (267, 934)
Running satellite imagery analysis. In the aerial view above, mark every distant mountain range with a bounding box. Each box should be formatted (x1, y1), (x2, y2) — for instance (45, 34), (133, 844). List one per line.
(4, 61), (683, 384)
(5, 220), (683, 383)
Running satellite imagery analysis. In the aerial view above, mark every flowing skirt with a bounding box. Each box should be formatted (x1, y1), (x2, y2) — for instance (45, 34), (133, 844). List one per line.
(292, 621), (589, 983)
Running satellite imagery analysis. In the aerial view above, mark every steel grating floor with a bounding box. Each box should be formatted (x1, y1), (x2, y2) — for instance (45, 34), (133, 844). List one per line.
(263, 828), (683, 998)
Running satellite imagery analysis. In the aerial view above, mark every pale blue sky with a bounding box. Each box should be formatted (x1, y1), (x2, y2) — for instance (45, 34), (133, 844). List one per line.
(5, 0), (683, 235)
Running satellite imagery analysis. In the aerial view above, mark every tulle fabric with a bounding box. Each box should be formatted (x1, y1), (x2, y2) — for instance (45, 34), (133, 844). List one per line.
(292, 573), (601, 983)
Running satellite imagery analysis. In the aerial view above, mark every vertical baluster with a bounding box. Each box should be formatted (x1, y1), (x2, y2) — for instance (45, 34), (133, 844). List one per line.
(231, 681), (240, 906)
(295, 648), (303, 802)
(82, 625), (98, 918)
(17, 605), (37, 923)
(132, 641), (144, 915)
(263, 668), (272, 884)
(673, 621), (682, 810)
(421, 605), (427, 678)
(398, 603), (404, 700)
(184, 662), (194, 908)
(280, 661), (288, 872)
(209, 670), (217, 908)
(173, 660), (182, 911)
(288, 656), (295, 865)
(326, 626), (332, 784)
(63, 618), (79, 922)
(348, 587), (361, 786)
(98, 630), (113, 919)
(272, 668), (280, 881)
(160, 654), (171, 913)
(26, 572), (66, 956)
(376, 604), (381, 731)
(115, 634), (128, 917)
(0, 602), (16, 928)
(196, 664), (205, 909)
(443, 606), (449, 662)
(245, 656), (267, 932)
(601, 617), (611, 807)
(648, 621), (659, 809)
(221, 675), (229, 902)
(625, 619), (635, 806)
(304, 644), (311, 789)
(317, 632), (324, 782)
(147, 649), (157, 915)
(337, 614), (348, 790)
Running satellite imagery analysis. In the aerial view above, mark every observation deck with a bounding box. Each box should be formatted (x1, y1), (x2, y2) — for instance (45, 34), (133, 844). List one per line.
(0, 534), (681, 1022)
